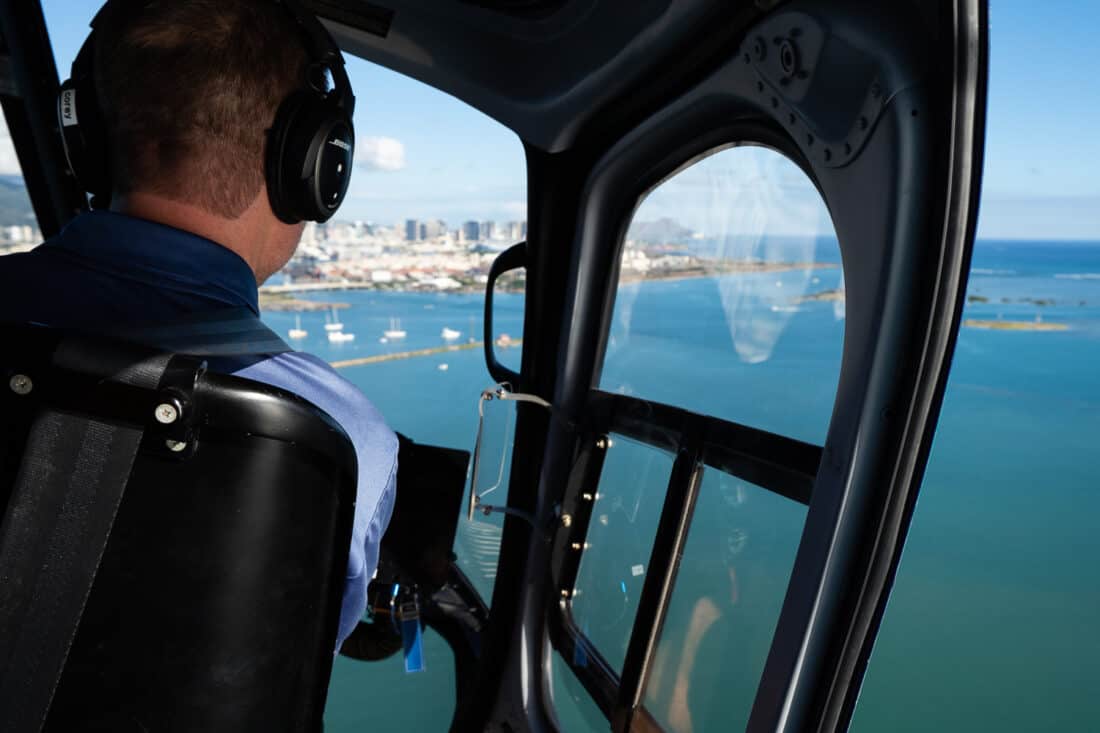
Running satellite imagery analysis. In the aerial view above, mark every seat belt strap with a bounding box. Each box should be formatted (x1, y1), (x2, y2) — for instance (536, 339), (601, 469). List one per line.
(0, 348), (171, 733)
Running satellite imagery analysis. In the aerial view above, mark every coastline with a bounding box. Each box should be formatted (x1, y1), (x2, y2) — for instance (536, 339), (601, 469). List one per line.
(259, 260), (840, 309)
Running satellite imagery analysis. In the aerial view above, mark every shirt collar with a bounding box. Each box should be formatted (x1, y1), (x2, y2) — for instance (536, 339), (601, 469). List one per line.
(48, 210), (260, 315)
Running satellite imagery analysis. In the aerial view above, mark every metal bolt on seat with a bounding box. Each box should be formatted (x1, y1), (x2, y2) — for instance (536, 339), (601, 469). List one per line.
(155, 403), (179, 425)
(9, 374), (33, 395)
(165, 440), (187, 453)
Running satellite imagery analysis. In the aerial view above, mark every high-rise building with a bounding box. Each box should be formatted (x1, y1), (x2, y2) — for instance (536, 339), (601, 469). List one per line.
(405, 219), (420, 241)
(422, 219), (446, 239)
(479, 221), (495, 240)
(507, 221), (523, 241)
(462, 220), (480, 241)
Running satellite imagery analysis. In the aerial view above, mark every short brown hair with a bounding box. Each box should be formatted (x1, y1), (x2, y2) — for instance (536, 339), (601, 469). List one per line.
(96, 0), (310, 218)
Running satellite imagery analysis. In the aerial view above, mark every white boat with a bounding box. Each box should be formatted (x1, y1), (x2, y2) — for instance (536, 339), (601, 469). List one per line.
(441, 327), (461, 340)
(324, 308), (344, 332)
(383, 317), (406, 339)
(438, 363), (449, 371)
(328, 331), (355, 343)
(288, 314), (308, 340)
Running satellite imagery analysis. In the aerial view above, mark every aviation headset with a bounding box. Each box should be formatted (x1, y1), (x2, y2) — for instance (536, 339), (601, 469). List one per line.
(57, 0), (356, 224)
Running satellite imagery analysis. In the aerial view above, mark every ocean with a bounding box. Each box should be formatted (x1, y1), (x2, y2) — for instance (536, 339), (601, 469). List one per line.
(260, 239), (1100, 732)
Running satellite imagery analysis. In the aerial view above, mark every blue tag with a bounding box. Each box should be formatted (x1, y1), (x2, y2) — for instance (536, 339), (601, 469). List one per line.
(400, 601), (425, 674)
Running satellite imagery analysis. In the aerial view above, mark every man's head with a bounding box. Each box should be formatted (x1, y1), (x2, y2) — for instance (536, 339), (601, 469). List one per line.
(97, 0), (309, 219)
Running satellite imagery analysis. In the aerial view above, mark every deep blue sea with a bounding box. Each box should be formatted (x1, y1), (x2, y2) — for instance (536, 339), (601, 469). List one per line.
(260, 239), (1100, 732)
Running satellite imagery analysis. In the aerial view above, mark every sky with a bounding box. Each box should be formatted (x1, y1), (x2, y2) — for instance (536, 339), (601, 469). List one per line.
(2, 0), (1095, 239)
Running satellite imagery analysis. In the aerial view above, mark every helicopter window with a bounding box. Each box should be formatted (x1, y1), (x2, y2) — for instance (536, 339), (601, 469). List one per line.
(641, 469), (805, 732)
(850, 1), (1100, 729)
(569, 435), (675, 673)
(0, 115), (42, 257)
(599, 144), (842, 446)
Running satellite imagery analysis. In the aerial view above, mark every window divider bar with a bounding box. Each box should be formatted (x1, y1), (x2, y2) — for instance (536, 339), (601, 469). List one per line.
(589, 390), (820, 505)
(611, 431), (704, 733)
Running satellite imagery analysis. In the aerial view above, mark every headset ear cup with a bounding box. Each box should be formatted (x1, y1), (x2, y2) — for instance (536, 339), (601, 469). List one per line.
(57, 74), (112, 205)
(265, 91), (311, 224)
(266, 90), (354, 224)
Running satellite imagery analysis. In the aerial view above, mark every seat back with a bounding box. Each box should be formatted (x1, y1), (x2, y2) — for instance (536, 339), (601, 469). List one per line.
(0, 324), (357, 732)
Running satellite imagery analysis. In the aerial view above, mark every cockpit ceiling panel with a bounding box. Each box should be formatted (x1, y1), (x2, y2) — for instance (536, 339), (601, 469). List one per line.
(304, 0), (762, 152)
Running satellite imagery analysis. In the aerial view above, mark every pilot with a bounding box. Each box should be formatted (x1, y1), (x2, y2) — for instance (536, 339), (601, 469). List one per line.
(0, 0), (396, 649)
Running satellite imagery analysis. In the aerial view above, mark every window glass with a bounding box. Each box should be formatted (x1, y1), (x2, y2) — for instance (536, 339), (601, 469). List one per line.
(600, 145), (842, 445)
(550, 651), (609, 733)
(460, 387), (516, 602)
(325, 627), (456, 731)
(0, 114), (43, 255)
(851, 1), (1100, 730)
(491, 271), (526, 376)
(569, 435), (674, 673)
(643, 470), (805, 733)
(42, 4), (527, 731)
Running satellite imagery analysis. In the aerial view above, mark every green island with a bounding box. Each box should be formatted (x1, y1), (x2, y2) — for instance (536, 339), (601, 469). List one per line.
(797, 288), (845, 303)
(969, 294), (1057, 306)
(258, 291), (350, 312)
(963, 319), (1069, 332)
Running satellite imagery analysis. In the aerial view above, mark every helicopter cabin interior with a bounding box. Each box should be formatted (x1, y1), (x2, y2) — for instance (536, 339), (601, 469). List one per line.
(0, 0), (1004, 731)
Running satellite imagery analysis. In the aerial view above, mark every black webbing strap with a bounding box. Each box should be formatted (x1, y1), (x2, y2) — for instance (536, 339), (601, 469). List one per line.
(0, 345), (171, 733)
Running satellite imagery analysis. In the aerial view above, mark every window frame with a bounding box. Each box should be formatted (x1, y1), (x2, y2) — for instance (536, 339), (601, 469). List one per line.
(549, 388), (822, 726)
(540, 2), (986, 726)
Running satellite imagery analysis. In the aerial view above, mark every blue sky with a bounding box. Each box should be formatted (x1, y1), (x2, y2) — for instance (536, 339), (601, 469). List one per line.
(12, 0), (1096, 239)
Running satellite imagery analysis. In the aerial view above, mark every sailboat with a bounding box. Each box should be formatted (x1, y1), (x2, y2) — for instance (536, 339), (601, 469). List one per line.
(326, 309), (355, 342)
(324, 308), (343, 332)
(384, 317), (407, 339)
(441, 327), (461, 340)
(288, 314), (308, 340)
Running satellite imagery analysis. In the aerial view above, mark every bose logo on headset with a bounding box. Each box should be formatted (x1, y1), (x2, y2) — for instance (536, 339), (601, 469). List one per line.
(56, 0), (357, 224)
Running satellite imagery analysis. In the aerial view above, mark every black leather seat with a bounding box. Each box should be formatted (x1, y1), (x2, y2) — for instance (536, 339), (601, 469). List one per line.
(0, 323), (357, 732)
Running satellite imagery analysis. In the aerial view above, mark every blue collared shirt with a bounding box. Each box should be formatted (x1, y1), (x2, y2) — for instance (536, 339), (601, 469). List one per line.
(0, 211), (397, 648)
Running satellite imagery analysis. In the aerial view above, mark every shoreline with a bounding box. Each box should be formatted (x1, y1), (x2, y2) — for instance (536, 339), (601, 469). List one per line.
(260, 261), (840, 305)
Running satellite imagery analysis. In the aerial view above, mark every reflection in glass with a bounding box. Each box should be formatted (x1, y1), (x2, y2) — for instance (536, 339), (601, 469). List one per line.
(643, 469), (805, 733)
(602, 145), (843, 445)
(491, 275), (525, 376)
(570, 435), (673, 673)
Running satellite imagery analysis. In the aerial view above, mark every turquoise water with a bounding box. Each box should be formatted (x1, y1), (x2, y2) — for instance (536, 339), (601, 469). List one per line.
(262, 239), (1100, 731)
